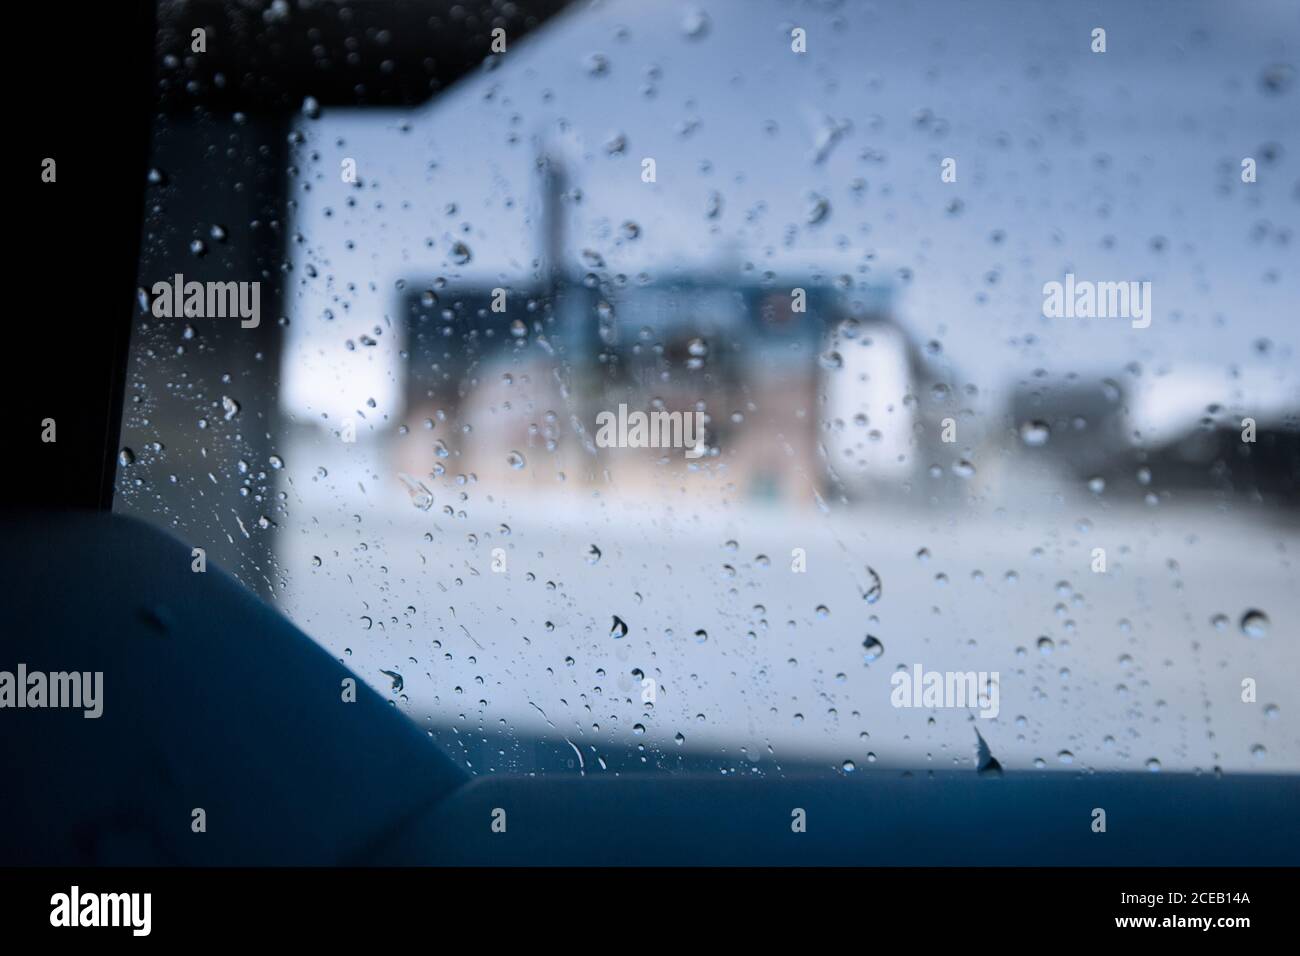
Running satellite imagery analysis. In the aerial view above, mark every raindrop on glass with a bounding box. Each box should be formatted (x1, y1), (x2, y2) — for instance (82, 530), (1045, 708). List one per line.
(862, 566), (882, 605)
(1019, 420), (1050, 447)
(1240, 609), (1269, 639)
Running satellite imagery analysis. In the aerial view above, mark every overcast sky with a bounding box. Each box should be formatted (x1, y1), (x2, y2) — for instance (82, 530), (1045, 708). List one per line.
(285, 0), (1299, 431)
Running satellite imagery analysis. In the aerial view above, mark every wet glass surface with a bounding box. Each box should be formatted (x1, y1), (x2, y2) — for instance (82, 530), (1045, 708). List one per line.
(116, 0), (1299, 777)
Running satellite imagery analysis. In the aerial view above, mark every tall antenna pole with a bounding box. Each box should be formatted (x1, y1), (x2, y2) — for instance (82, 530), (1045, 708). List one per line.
(539, 151), (567, 295)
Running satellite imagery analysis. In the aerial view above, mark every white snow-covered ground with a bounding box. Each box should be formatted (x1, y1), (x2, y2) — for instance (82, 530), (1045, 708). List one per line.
(271, 425), (1299, 777)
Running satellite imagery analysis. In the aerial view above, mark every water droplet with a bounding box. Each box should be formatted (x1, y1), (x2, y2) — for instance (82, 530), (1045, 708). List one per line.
(399, 474), (435, 511)
(681, 8), (711, 39)
(1145, 758), (1161, 772)
(819, 350), (844, 370)
(610, 615), (628, 639)
(118, 447), (135, 466)
(1240, 609), (1269, 639)
(379, 669), (404, 693)
(862, 635), (884, 661)
(1259, 63), (1295, 96)
(1019, 420), (1050, 447)
(806, 193), (831, 225)
(704, 190), (723, 220)
(862, 566), (882, 605)
(1057, 750), (1074, 765)
(975, 728), (1003, 776)
(586, 544), (602, 565)
(841, 759), (856, 773)
(603, 132), (628, 156)
(1037, 636), (1055, 655)
(507, 450), (526, 470)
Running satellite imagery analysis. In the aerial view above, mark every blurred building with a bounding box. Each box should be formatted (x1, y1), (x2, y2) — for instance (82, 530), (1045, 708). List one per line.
(383, 152), (953, 501)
